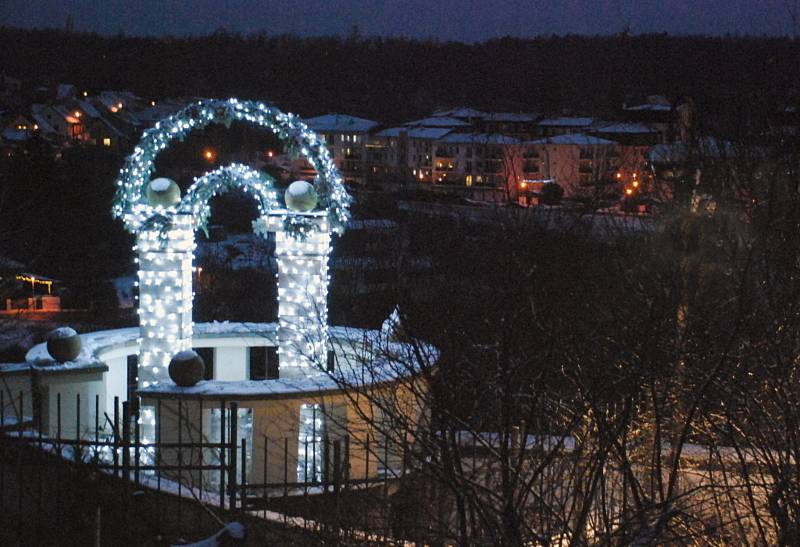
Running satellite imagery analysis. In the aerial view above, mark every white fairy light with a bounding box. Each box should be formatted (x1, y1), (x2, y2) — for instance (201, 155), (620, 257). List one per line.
(113, 97), (346, 400)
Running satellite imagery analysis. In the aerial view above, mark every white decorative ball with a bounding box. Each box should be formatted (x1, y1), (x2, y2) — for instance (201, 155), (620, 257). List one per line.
(146, 177), (181, 207)
(284, 180), (318, 212)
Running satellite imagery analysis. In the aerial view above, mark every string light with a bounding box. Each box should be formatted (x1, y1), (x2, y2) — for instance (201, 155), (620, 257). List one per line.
(111, 98), (349, 395)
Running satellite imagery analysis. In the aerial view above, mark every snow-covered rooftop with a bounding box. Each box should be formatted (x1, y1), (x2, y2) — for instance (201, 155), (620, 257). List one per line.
(431, 107), (487, 119)
(483, 112), (539, 123)
(403, 116), (470, 128)
(304, 113), (378, 133)
(375, 126), (453, 140)
(537, 117), (594, 127)
(439, 132), (519, 145)
(527, 133), (615, 146)
(23, 322), (437, 399)
(624, 103), (672, 112)
(593, 122), (658, 134)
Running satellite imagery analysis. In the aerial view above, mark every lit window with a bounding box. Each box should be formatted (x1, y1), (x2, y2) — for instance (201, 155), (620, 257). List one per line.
(103, 137), (111, 147)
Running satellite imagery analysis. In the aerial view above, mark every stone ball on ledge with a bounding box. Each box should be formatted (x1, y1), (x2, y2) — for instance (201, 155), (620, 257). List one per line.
(168, 350), (205, 387)
(146, 177), (181, 207)
(284, 180), (318, 212)
(46, 327), (82, 363)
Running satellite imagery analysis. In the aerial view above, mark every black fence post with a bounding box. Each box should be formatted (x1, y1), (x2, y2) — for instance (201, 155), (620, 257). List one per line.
(219, 400), (226, 511)
(177, 398), (183, 530)
(112, 396), (119, 476)
(283, 437), (288, 501)
(344, 435), (350, 487)
(121, 401), (130, 478)
(134, 405), (141, 485)
(241, 437), (247, 509)
(94, 394), (99, 452)
(56, 393), (62, 457)
(263, 435), (268, 518)
(75, 393), (80, 447)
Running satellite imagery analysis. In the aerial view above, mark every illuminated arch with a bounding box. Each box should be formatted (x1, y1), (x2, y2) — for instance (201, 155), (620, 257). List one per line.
(181, 163), (280, 233)
(112, 97), (350, 233)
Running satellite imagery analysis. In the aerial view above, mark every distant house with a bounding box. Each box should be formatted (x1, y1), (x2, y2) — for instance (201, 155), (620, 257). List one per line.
(31, 104), (88, 143)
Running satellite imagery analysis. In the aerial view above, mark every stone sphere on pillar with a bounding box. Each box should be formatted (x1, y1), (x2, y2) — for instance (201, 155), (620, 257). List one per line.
(146, 177), (181, 207)
(168, 350), (206, 387)
(284, 180), (318, 212)
(46, 327), (82, 363)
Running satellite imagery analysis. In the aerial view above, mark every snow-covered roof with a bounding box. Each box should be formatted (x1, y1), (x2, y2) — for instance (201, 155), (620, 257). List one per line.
(483, 112), (539, 123)
(56, 83), (76, 100)
(594, 122), (658, 134)
(404, 116), (470, 128)
(648, 138), (736, 164)
(375, 126), (453, 140)
(1, 128), (30, 142)
(30, 113), (56, 134)
(126, 101), (184, 125)
(538, 117), (594, 127)
(431, 107), (487, 119)
(439, 132), (520, 145)
(74, 99), (101, 118)
(624, 103), (671, 112)
(304, 113), (378, 133)
(346, 219), (399, 230)
(527, 133), (615, 146)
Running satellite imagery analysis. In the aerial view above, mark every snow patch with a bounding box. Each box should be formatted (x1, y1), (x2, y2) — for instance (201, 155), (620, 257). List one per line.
(172, 349), (199, 362)
(47, 327), (77, 340)
(149, 177), (173, 192)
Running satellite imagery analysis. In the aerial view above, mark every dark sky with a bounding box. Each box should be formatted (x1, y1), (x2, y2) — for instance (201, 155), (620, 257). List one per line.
(0, 1), (789, 41)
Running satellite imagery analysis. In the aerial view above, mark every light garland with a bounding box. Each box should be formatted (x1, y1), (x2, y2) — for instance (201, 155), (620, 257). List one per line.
(263, 212), (331, 370)
(113, 98), (347, 394)
(112, 97), (351, 235)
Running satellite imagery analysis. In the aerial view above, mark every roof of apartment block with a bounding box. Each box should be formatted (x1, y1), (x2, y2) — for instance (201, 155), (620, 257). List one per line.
(526, 133), (616, 146)
(623, 103), (672, 111)
(403, 116), (471, 128)
(375, 126), (453, 140)
(303, 113), (379, 133)
(483, 112), (540, 123)
(537, 116), (594, 127)
(593, 122), (658, 134)
(431, 107), (487, 119)
(439, 132), (520, 145)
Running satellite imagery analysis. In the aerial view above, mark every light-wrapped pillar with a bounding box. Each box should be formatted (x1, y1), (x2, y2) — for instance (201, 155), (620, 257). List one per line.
(266, 211), (330, 374)
(136, 213), (195, 388)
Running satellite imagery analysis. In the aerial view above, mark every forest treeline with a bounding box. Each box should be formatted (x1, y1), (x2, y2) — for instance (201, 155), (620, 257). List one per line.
(1, 26), (799, 125)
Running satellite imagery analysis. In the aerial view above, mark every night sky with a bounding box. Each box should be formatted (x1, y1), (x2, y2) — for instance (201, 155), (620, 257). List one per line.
(0, 1), (788, 41)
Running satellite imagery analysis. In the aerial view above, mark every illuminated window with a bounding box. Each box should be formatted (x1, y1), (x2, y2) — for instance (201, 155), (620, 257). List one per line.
(102, 137), (111, 147)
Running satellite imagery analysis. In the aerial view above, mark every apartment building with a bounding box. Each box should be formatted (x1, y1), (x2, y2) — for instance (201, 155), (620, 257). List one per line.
(303, 114), (379, 185)
(374, 126), (452, 183)
(524, 133), (619, 198)
(434, 132), (521, 192)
